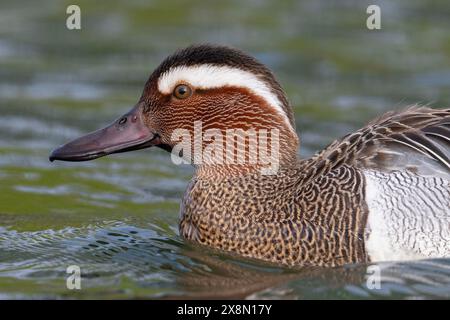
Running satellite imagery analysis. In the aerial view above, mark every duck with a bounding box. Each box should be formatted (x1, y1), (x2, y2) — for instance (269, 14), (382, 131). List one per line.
(50, 44), (450, 267)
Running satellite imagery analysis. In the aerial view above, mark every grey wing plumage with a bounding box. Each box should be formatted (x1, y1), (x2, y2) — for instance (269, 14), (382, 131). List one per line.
(313, 105), (450, 179)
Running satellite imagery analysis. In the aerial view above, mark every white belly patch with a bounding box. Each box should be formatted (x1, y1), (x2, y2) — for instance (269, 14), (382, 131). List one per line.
(364, 170), (450, 262)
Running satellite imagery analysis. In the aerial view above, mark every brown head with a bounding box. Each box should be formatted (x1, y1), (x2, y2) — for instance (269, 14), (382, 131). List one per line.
(50, 45), (300, 176)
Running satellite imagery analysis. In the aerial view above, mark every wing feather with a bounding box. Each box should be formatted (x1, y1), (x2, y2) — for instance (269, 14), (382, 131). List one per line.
(308, 105), (450, 179)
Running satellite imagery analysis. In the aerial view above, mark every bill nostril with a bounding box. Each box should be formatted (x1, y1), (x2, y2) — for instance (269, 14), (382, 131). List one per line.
(118, 117), (127, 125)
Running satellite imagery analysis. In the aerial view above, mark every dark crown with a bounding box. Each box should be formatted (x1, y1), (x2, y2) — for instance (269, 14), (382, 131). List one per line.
(148, 44), (296, 129)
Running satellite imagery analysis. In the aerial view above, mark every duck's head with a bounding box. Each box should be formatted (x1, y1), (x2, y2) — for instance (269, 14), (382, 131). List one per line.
(50, 45), (299, 175)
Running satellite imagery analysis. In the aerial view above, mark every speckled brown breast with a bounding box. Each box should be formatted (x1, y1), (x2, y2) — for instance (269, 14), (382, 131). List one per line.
(179, 162), (369, 267)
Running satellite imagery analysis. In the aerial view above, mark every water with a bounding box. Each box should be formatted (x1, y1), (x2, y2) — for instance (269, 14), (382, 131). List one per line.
(0, 0), (449, 299)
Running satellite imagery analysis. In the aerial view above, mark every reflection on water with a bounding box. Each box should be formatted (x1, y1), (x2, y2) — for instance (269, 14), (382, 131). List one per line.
(0, 221), (449, 299)
(0, 0), (449, 298)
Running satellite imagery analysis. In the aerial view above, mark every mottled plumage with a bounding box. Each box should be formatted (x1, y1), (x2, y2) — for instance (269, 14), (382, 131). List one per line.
(180, 105), (450, 266)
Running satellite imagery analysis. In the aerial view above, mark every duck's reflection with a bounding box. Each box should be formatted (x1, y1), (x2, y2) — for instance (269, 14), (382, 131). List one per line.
(1, 221), (448, 299)
(165, 246), (366, 299)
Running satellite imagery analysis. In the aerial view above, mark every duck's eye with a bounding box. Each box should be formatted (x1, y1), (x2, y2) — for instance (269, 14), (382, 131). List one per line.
(173, 84), (192, 99)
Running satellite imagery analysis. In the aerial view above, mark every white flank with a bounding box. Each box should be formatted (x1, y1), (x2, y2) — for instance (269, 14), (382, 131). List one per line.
(364, 170), (450, 262)
(364, 174), (423, 261)
(157, 64), (294, 133)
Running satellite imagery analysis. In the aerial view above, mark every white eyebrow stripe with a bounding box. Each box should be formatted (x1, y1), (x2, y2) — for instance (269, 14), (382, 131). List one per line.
(157, 64), (294, 133)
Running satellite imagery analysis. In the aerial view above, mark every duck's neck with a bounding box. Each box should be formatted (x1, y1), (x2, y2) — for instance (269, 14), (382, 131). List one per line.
(193, 126), (299, 180)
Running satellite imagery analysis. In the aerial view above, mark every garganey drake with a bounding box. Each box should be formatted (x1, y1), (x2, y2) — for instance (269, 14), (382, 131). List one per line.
(50, 45), (450, 267)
